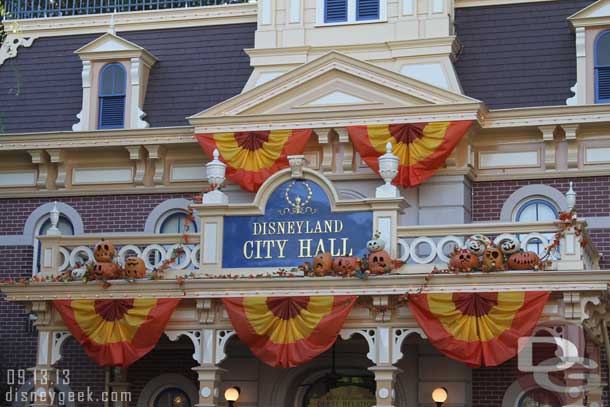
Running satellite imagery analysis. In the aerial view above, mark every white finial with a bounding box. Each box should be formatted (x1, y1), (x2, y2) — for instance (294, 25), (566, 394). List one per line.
(376, 141), (400, 198)
(213, 148), (220, 160)
(203, 149), (228, 204)
(46, 202), (62, 236)
(566, 181), (576, 212)
(108, 13), (116, 35)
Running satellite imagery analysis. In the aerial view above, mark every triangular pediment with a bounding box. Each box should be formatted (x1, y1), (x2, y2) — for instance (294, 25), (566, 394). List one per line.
(189, 51), (481, 124)
(569, 0), (610, 26)
(75, 33), (157, 63)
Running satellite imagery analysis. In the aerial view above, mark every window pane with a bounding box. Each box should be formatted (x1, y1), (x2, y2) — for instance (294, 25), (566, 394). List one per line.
(99, 64), (126, 96)
(516, 200), (557, 222)
(597, 32), (610, 66)
(517, 204), (538, 222)
(160, 213), (197, 234)
(536, 204), (556, 221)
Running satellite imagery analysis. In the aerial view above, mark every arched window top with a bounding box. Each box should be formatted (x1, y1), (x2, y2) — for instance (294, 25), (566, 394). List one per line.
(158, 211), (197, 234)
(595, 30), (610, 103)
(595, 30), (610, 66)
(99, 63), (127, 97)
(515, 199), (558, 222)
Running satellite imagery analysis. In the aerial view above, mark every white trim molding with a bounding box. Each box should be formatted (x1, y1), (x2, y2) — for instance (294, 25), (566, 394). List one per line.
(499, 185), (569, 222)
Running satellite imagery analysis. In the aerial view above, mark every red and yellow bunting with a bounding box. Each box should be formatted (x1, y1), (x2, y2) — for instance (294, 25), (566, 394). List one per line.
(54, 298), (180, 367)
(223, 296), (357, 368)
(195, 129), (313, 192)
(408, 291), (550, 367)
(348, 121), (473, 188)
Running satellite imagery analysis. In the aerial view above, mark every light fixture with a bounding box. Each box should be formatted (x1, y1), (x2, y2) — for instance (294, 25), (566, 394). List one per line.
(224, 386), (240, 407)
(172, 394), (186, 407)
(432, 387), (448, 407)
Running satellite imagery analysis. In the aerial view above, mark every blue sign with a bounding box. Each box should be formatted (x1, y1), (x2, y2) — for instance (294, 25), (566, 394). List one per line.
(222, 180), (373, 268)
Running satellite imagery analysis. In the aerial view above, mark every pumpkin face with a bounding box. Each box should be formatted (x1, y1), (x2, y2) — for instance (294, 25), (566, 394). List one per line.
(332, 256), (358, 276)
(93, 262), (120, 280)
(500, 237), (521, 255)
(94, 240), (116, 263)
(482, 247), (505, 271)
(508, 251), (541, 270)
(312, 252), (333, 276)
(367, 250), (394, 275)
(449, 249), (480, 272)
(124, 257), (146, 279)
(367, 238), (385, 252)
(466, 234), (491, 256)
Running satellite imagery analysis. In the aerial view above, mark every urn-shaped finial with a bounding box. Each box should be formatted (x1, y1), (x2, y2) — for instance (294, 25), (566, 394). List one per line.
(46, 202), (62, 236)
(566, 181), (576, 212)
(206, 148), (226, 188)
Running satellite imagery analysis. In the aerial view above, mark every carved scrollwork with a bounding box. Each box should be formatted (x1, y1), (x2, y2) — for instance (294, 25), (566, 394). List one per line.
(582, 293), (609, 346)
(166, 330), (202, 364)
(0, 35), (37, 66)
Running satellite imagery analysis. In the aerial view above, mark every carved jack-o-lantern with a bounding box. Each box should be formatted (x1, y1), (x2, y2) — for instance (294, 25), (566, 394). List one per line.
(367, 250), (394, 275)
(482, 247), (505, 272)
(500, 237), (521, 255)
(449, 248), (480, 272)
(93, 262), (120, 280)
(508, 251), (541, 270)
(94, 239), (116, 263)
(312, 252), (333, 276)
(332, 256), (359, 276)
(124, 257), (146, 279)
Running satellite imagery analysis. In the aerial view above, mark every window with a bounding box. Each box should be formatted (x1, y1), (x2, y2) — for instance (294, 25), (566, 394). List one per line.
(159, 212), (197, 234)
(518, 389), (561, 407)
(323, 0), (381, 23)
(34, 216), (74, 274)
(154, 387), (191, 407)
(595, 30), (610, 104)
(515, 199), (558, 254)
(98, 63), (127, 129)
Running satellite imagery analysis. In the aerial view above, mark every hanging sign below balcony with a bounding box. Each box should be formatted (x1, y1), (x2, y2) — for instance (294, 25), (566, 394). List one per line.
(222, 179), (373, 269)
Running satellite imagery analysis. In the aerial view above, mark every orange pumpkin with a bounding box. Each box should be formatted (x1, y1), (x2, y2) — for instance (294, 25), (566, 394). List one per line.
(367, 250), (394, 275)
(124, 257), (146, 279)
(449, 248), (480, 272)
(508, 251), (541, 270)
(332, 256), (359, 276)
(482, 247), (505, 272)
(94, 239), (116, 263)
(312, 252), (333, 276)
(93, 262), (121, 280)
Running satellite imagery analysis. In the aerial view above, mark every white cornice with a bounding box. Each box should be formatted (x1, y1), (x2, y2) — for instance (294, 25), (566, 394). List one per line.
(1, 271), (608, 300)
(483, 104), (610, 128)
(0, 126), (194, 150)
(3, 3), (257, 38)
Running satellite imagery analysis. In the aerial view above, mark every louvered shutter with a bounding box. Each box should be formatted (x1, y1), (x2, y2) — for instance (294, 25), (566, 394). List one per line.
(325, 0), (347, 22)
(357, 0), (379, 20)
(99, 96), (126, 129)
(596, 67), (610, 102)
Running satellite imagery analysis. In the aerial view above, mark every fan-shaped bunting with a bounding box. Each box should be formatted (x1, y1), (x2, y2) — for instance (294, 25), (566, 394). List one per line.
(223, 296), (357, 368)
(348, 121), (473, 188)
(408, 291), (550, 367)
(196, 129), (313, 192)
(54, 298), (180, 367)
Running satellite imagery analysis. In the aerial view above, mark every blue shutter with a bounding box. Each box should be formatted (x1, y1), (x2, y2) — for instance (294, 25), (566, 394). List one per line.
(596, 67), (610, 103)
(325, 0), (347, 22)
(357, 0), (379, 20)
(99, 96), (126, 129)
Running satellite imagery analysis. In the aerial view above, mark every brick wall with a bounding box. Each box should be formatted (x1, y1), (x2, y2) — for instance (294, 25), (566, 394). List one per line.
(472, 177), (610, 221)
(473, 177), (610, 269)
(0, 192), (197, 235)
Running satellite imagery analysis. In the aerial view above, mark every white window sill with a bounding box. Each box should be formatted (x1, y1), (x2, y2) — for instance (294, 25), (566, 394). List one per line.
(315, 18), (387, 27)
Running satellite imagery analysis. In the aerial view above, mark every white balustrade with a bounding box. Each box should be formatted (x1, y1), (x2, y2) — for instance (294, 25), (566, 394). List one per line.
(53, 239), (201, 272)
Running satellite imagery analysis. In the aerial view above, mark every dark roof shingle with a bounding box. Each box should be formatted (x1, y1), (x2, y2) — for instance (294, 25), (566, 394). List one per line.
(455, 0), (596, 109)
(0, 23), (255, 134)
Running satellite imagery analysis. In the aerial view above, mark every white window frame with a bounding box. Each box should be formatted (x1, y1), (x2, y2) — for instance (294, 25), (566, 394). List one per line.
(316, 0), (387, 26)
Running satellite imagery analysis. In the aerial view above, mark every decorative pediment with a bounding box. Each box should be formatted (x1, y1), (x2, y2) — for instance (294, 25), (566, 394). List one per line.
(569, 0), (610, 27)
(75, 33), (157, 64)
(188, 52), (482, 131)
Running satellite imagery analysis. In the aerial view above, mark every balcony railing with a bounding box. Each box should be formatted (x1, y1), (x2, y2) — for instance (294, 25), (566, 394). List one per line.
(35, 219), (600, 281)
(4, 0), (250, 20)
